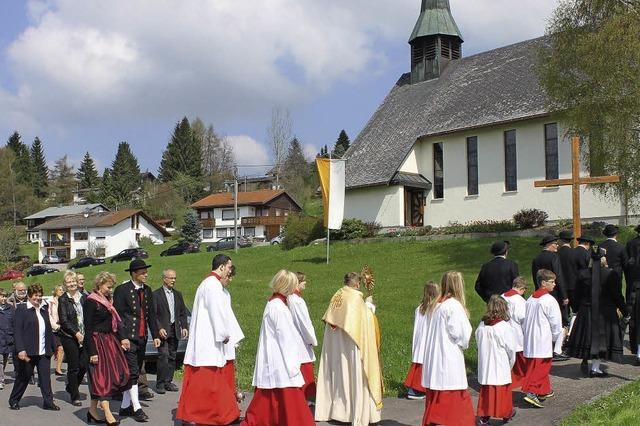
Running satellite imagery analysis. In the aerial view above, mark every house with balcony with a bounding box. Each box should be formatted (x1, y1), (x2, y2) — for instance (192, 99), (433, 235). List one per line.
(190, 189), (302, 242)
(33, 209), (170, 262)
(24, 203), (109, 242)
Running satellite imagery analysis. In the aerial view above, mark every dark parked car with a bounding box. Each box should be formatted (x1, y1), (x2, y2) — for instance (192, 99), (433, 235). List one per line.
(0, 270), (24, 281)
(160, 241), (200, 257)
(26, 265), (59, 276)
(70, 257), (106, 269)
(110, 248), (149, 263)
(42, 254), (66, 264)
(207, 236), (252, 252)
(144, 314), (191, 373)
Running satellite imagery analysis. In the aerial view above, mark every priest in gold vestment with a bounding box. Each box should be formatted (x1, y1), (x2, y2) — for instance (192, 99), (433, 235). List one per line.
(314, 272), (383, 425)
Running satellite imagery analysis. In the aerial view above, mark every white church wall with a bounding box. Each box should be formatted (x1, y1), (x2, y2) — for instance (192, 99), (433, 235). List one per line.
(344, 185), (404, 226)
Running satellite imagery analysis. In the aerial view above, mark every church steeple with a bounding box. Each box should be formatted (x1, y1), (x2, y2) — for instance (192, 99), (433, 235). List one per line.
(409, 0), (463, 84)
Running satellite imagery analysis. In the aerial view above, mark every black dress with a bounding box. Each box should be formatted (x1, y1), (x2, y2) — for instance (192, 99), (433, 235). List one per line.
(625, 236), (640, 353)
(566, 264), (625, 362)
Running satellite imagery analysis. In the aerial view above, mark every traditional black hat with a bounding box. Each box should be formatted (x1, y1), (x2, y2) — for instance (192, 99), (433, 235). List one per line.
(603, 224), (619, 238)
(125, 258), (151, 272)
(558, 230), (574, 241)
(577, 235), (595, 245)
(540, 235), (558, 246)
(490, 240), (510, 256)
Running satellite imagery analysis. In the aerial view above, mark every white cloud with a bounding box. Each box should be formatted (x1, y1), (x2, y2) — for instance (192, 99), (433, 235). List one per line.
(226, 134), (270, 174)
(302, 143), (318, 161)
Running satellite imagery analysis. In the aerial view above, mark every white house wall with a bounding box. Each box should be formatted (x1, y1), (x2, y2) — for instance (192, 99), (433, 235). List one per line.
(201, 206), (268, 242)
(344, 185), (404, 226)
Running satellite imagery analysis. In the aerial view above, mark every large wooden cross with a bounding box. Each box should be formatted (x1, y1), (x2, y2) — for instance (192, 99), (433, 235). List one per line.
(534, 136), (620, 239)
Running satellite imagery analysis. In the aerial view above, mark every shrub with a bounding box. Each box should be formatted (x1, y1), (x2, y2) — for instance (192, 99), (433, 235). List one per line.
(332, 219), (381, 240)
(442, 220), (518, 234)
(513, 209), (548, 229)
(137, 236), (154, 249)
(282, 215), (324, 250)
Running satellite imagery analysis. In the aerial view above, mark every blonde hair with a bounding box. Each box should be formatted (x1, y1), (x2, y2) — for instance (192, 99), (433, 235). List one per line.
(440, 271), (469, 317)
(93, 271), (117, 290)
(52, 284), (64, 297)
(512, 276), (527, 290)
(420, 281), (440, 316)
(63, 270), (77, 284)
(482, 295), (510, 323)
(269, 270), (299, 296)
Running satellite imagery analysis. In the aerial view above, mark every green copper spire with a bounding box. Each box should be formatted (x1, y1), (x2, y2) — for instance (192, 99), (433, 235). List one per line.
(409, 0), (463, 43)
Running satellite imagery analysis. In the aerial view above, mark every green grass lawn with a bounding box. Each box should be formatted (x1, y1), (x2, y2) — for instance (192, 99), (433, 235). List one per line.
(560, 378), (640, 425)
(12, 236), (542, 396)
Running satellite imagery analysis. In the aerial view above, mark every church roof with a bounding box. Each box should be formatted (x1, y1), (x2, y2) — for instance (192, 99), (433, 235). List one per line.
(409, 0), (463, 42)
(345, 37), (550, 189)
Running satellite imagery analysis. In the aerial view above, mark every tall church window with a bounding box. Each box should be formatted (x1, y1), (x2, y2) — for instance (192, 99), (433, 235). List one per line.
(504, 130), (517, 191)
(433, 143), (444, 199)
(544, 123), (559, 180)
(466, 137), (478, 195)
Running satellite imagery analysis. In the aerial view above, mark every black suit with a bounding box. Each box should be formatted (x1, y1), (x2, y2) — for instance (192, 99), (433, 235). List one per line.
(57, 293), (88, 401)
(113, 280), (159, 385)
(625, 237), (640, 310)
(475, 256), (520, 303)
(153, 286), (188, 388)
(573, 246), (591, 308)
(10, 303), (56, 407)
(532, 249), (568, 325)
(558, 245), (578, 312)
(600, 239), (628, 276)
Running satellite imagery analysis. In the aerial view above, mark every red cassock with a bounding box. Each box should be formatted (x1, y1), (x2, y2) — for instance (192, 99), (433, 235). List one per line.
(176, 361), (239, 425)
(240, 387), (315, 426)
(299, 362), (316, 399)
(477, 384), (513, 419)
(511, 351), (527, 389)
(521, 357), (552, 395)
(422, 389), (475, 426)
(403, 362), (427, 393)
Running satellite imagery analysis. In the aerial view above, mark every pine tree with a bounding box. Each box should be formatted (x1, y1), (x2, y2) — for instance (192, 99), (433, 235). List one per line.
(331, 130), (351, 158)
(6, 131), (33, 187)
(98, 168), (117, 207)
(76, 152), (100, 190)
(159, 117), (203, 182)
(282, 137), (311, 200)
(49, 155), (75, 205)
(110, 142), (141, 207)
(180, 209), (202, 243)
(30, 137), (49, 198)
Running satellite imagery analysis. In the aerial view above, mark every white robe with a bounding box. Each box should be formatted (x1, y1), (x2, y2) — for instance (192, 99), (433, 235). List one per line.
(502, 292), (526, 352)
(184, 275), (242, 367)
(315, 323), (381, 426)
(421, 298), (472, 390)
(287, 293), (317, 363)
(522, 292), (563, 359)
(476, 320), (516, 386)
(411, 306), (430, 364)
(222, 287), (245, 361)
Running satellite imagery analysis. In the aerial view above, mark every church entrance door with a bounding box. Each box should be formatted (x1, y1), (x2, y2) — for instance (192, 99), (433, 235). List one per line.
(404, 188), (425, 227)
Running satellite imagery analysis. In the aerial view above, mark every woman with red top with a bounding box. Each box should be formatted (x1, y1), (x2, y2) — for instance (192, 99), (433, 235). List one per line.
(241, 270), (314, 426)
(403, 281), (439, 400)
(501, 276), (528, 388)
(476, 295), (517, 425)
(287, 271), (318, 401)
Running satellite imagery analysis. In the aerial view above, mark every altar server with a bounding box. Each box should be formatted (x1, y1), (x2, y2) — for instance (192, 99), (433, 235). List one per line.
(502, 276), (528, 387)
(421, 271), (474, 426)
(403, 281), (440, 400)
(476, 295), (517, 426)
(241, 270), (314, 426)
(522, 269), (563, 409)
(287, 271), (318, 400)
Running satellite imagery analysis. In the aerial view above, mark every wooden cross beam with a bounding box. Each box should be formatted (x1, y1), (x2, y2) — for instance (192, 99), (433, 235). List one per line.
(534, 136), (620, 240)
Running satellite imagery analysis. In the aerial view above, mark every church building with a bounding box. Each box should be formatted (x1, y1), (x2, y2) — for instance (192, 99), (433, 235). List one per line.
(344, 0), (624, 228)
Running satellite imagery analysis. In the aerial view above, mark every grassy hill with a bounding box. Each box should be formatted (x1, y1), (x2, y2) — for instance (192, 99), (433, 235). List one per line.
(13, 236), (542, 396)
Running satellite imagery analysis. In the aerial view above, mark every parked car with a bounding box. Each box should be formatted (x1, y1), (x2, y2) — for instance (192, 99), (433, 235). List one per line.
(0, 270), (24, 281)
(70, 257), (106, 269)
(42, 254), (66, 264)
(270, 234), (284, 245)
(144, 313), (191, 373)
(206, 236), (252, 252)
(110, 248), (149, 263)
(160, 241), (200, 257)
(26, 265), (59, 276)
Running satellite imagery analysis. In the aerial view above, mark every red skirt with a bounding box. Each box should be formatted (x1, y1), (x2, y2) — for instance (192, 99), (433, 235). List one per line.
(477, 384), (513, 418)
(87, 332), (131, 398)
(422, 389), (475, 426)
(176, 362), (240, 425)
(240, 387), (315, 426)
(521, 357), (552, 395)
(300, 362), (316, 399)
(403, 362), (427, 393)
(511, 351), (527, 389)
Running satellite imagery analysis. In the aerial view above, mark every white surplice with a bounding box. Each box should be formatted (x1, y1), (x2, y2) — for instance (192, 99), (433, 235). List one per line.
(421, 298), (472, 390)
(287, 293), (317, 363)
(184, 274), (242, 367)
(411, 305), (431, 364)
(522, 293), (563, 359)
(252, 297), (305, 389)
(476, 320), (516, 386)
(502, 292), (526, 352)
(222, 287), (244, 361)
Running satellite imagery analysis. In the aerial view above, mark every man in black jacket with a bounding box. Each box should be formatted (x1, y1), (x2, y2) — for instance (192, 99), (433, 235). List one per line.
(600, 224), (628, 276)
(153, 268), (188, 394)
(557, 230), (578, 313)
(113, 259), (160, 422)
(532, 235), (570, 328)
(475, 240), (519, 303)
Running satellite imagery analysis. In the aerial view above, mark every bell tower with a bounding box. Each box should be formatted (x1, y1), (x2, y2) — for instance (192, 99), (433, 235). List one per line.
(409, 0), (463, 84)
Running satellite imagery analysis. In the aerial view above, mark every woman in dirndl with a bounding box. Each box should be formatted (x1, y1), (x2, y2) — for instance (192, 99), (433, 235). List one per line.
(83, 272), (131, 426)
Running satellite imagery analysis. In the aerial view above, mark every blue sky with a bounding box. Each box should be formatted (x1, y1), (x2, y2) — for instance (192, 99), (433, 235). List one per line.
(0, 0), (558, 176)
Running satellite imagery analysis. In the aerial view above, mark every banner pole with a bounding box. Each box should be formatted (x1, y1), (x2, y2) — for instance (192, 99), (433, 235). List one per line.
(326, 228), (330, 264)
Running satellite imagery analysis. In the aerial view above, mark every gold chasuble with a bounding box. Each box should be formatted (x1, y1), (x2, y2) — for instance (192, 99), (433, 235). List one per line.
(322, 286), (383, 409)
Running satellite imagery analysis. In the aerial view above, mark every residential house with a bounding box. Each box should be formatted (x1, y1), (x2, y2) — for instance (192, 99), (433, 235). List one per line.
(24, 203), (109, 242)
(33, 209), (169, 262)
(190, 189), (302, 242)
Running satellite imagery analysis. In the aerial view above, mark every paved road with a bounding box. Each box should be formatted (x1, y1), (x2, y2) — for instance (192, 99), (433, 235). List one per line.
(1, 349), (638, 426)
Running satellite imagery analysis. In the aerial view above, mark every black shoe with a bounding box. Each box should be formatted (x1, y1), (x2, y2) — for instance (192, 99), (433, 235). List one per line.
(553, 353), (570, 362)
(9, 402), (20, 410)
(72, 399), (82, 406)
(132, 408), (149, 422)
(43, 402), (61, 411)
(634, 358), (640, 366)
(581, 359), (589, 374)
(138, 391), (154, 401)
(118, 406), (135, 417)
(154, 385), (166, 394)
(87, 411), (106, 424)
(589, 370), (608, 378)
(164, 382), (179, 392)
